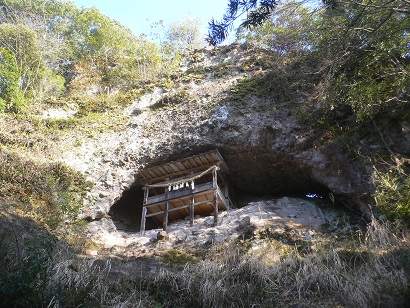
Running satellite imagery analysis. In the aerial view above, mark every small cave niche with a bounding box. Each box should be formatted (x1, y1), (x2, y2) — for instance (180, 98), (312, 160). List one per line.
(109, 150), (359, 233)
(108, 185), (156, 232)
(225, 153), (330, 199)
(109, 169), (331, 233)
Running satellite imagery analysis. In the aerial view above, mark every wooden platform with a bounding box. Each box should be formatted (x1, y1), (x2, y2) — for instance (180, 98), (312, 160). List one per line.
(139, 150), (233, 234)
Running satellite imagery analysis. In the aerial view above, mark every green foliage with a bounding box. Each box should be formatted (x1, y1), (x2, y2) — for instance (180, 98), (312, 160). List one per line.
(0, 20), (67, 104)
(316, 0), (410, 120)
(114, 87), (151, 105)
(0, 23), (45, 94)
(207, 0), (276, 45)
(374, 165), (410, 226)
(103, 35), (169, 89)
(33, 68), (66, 101)
(233, 0), (410, 121)
(0, 47), (24, 112)
(43, 117), (80, 132)
(179, 65), (208, 84)
(162, 249), (198, 266)
(0, 227), (56, 307)
(0, 149), (92, 229)
(212, 62), (236, 78)
(166, 16), (204, 53)
(242, 52), (276, 70)
(0, 220), (146, 308)
(0, 0), (182, 104)
(236, 0), (315, 57)
(150, 89), (195, 111)
(229, 57), (319, 105)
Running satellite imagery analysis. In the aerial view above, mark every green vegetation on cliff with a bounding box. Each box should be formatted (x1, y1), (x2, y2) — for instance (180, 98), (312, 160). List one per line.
(0, 0), (409, 307)
(233, 0), (410, 224)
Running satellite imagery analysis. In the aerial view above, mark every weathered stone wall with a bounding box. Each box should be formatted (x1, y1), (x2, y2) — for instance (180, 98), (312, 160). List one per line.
(69, 45), (408, 225)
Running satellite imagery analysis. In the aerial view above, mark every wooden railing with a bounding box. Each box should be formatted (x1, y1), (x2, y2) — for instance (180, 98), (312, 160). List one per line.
(140, 167), (229, 234)
(146, 182), (213, 205)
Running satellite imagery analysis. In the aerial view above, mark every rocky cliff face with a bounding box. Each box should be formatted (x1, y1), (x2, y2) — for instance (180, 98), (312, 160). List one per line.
(57, 44), (408, 229)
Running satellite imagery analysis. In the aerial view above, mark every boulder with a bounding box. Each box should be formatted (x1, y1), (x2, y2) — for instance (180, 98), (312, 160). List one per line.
(157, 231), (169, 241)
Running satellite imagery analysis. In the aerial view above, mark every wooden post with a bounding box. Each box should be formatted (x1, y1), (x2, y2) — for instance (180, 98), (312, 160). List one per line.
(213, 167), (218, 226)
(140, 186), (149, 235)
(163, 186), (169, 232)
(190, 180), (195, 227)
(224, 186), (230, 210)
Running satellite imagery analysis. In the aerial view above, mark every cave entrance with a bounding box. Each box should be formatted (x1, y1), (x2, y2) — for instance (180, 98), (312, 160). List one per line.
(109, 150), (359, 233)
(108, 184), (147, 232)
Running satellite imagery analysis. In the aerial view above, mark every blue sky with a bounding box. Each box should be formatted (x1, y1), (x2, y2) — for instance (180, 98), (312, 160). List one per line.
(71, 0), (239, 42)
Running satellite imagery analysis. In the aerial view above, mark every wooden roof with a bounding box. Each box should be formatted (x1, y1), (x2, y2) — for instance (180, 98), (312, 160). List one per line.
(139, 150), (229, 185)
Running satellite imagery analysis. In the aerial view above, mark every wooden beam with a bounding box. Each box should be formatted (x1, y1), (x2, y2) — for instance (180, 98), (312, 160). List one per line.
(146, 182), (213, 205)
(140, 162), (219, 185)
(140, 187), (149, 235)
(140, 207), (147, 235)
(146, 200), (213, 218)
(213, 167), (218, 226)
(163, 186), (169, 232)
(146, 204), (189, 217)
(217, 186), (229, 210)
(190, 180), (194, 226)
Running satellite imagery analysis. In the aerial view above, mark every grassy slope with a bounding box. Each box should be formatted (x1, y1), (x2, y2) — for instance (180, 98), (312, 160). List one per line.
(0, 46), (409, 307)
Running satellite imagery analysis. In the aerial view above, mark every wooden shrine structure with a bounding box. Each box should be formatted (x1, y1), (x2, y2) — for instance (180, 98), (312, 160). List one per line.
(139, 150), (233, 234)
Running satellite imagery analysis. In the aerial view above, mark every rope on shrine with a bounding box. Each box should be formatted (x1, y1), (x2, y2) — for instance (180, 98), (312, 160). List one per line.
(145, 165), (219, 188)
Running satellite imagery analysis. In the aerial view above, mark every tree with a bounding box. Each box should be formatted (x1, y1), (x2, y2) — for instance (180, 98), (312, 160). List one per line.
(0, 23), (45, 95)
(236, 0), (315, 56)
(70, 9), (174, 93)
(0, 0), (184, 98)
(316, 0), (410, 119)
(166, 16), (204, 53)
(0, 0), (74, 99)
(207, 0), (277, 45)
(0, 46), (23, 112)
(225, 0), (410, 120)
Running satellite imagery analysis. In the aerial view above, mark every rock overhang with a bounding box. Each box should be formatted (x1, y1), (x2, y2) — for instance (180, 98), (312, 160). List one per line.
(82, 44), (375, 226)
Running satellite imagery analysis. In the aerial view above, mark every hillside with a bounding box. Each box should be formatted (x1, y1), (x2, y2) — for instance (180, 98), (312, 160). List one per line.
(1, 42), (409, 307)
(1, 0), (410, 307)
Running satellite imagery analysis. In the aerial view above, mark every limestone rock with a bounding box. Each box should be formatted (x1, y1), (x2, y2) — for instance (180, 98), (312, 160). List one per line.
(57, 44), (394, 230)
(87, 218), (116, 235)
(237, 216), (251, 231)
(157, 231), (169, 241)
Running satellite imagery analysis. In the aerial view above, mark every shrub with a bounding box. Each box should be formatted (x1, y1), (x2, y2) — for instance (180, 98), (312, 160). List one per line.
(0, 149), (92, 229)
(228, 56), (319, 106)
(374, 165), (410, 226)
(0, 47), (25, 113)
(150, 89), (195, 111)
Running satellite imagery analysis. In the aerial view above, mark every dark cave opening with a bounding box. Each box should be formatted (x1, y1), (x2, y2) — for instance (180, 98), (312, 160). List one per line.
(109, 160), (335, 232)
(108, 184), (157, 232)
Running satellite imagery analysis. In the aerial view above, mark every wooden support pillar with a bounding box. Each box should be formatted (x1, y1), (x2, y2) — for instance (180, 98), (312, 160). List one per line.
(189, 180), (195, 227)
(163, 186), (169, 232)
(140, 186), (149, 235)
(224, 186), (230, 210)
(213, 167), (218, 226)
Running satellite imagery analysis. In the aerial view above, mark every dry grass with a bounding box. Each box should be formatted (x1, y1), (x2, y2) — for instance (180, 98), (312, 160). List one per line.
(1, 198), (409, 307)
(0, 206), (152, 307)
(150, 220), (410, 307)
